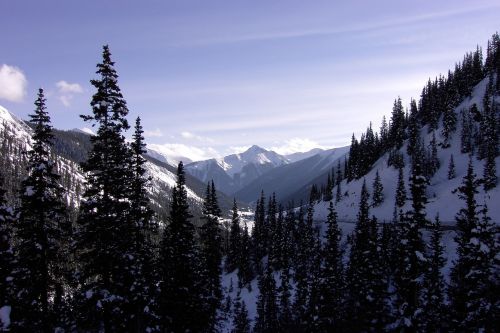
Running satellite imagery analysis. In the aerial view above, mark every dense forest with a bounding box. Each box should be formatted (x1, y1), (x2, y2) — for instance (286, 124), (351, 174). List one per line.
(1, 33), (500, 332)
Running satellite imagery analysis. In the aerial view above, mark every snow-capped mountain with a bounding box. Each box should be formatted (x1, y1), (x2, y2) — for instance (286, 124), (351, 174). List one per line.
(146, 145), (194, 167)
(284, 148), (325, 163)
(235, 146), (349, 203)
(0, 105), (238, 220)
(185, 145), (289, 195)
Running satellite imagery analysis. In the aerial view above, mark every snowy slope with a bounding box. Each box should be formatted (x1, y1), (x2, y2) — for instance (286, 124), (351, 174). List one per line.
(313, 78), (500, 224)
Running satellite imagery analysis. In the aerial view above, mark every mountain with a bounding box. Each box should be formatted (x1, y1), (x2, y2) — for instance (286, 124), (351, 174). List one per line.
(284, 148), (325, 163)
(146, 144), (194, 166)
(0, 105), (240, 220)
(185, 145), (289, 195)
(235, 146), (349, 203)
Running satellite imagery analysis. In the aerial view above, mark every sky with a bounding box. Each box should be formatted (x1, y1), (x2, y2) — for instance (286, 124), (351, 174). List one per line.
(1, 0), (499, 161)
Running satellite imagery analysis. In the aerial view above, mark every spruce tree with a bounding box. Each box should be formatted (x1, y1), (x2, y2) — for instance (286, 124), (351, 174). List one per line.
(237, 218), (252, 288)
(278, 268), (292, 331)
(448, 154), (456, 179)
(395, 167), (407, 208)
(254, 263), (279, 333)
(75, 46), (135, 331)
(129, 116), (157, 331)
(232, 291), (251, 333)
(421, 215), (447, 332)
(227, 199), (241, 273)
(158, 162), (205, 332)
(372, 169), (384, 207)
(449, 161), (498, 331)
(335, 159), (342, 203)
(14, 89), (70, 331)
(0, 174), (15, 331)
(346, 180), (387, 332)
(199, 180), (223, 331)
(318, 201), (344, 331)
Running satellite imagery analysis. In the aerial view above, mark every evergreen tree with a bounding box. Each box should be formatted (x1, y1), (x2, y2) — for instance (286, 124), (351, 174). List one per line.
(323, 170), (334, 202)
(75, 46), (136, 331)
(390, 97), (406, 148)
(318, 201), (344, 331)
(421, 215), (447, 332)
(428, 131), (440, 176)
(372, 169), (384, 207)
(442, 96), (457, 148)
(392, 145), (427, 331)
(14, 89), (70, 331)
(237, 219), (253, 288)
(345, 180), (387, 332)
(278, 269), (292, 331)
(395, 167), (407, 208)
(158, 162), (206, 332)
(460, 108), (474, 154)
(252, 191), (267, 268)
(254, 263), (279, 333)
(129, 117), (157, 331)
(232, 291), (251, 333)
(407, 99), (420, 157)
(199, 180), (223, 331)
(448, 154), (456, 179)
(483, 99), (498, 190)
(336, 160), (342, 203)
(227, 199), (242, 273)
(0, 174), (15, 331)
(449, 161), (498, 331)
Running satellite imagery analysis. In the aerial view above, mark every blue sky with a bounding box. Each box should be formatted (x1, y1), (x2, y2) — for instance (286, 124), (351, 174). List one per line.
(1, 0), (499, 160)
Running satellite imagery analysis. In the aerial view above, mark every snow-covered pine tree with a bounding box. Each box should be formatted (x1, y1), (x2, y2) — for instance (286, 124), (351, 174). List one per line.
(232, 290), (251, 333)
(75, 45), (136, 331)
(390, 97), (406, 148)
(252, 191), (267, 270)
(407, 99), (420, 157)
(345, 180), (387, 332)
(482, 92), (498, 190)
(392, 142), (427, 331)
(227, 198), (242, 273)
(199, 180), (223, 331)
(428, 131), (440, 176)
(449, 161), (498, 331)
(448, 154), (456, 179)
(0, 174), (15, 331)
(395, 166), (407, 208)
(318, 201), (345, 331)
(278, 268), (292, 331)
(421, 215), (447, 332)
(442, 93), (457, 148)
(335, 159), (342, 203)
(254, 263), (279, 333)
(372, 169), (384, 207)
(158, 162), (206, 332)
(14, 89), (70, 331)
(129, 116), (157, 331)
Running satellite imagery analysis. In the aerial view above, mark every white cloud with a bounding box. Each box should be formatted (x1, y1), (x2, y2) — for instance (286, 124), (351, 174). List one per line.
(148, 143), (220, 162)
(56, 80), (83, 93)
(180, 131), (215, 143)
(0, 64), (27, 102)
(56, 80), (83, 107)
(228, 145), (251, 154)
(271, 138), (330, 155)
(145, 128), (164, 138)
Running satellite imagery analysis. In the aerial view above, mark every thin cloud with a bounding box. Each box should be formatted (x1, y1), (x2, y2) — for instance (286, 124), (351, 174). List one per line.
(271, 138), (331, 155)
(56, 80), (83, 107)
(148, 143), (220, 162)
(145, 128), (164, 138)
(0, 64), (27, 102)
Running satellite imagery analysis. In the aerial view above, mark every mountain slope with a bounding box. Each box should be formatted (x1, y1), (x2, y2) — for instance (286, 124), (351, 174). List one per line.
(235, 146), (349, 203)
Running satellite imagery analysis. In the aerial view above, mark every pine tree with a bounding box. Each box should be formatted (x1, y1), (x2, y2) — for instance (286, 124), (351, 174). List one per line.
(428, 131), (440, 176)
(449, 161), (498, 331)
(232, 291), (251, 333)
(199, 180), (223, 331)
(395, 167), (406, 208)
(407, 99), (420, 157)
(318, 201), (344, 331)
(345, 180), (387, 332)
(254, 263), (279, 333)
(252, 191), (267, 267)
(237, 219), (253, 288)
(75, 46), (136, 331)
(442, 96), (457, 148)
(336, 160), (342, 203)
(13, 89), (70, 331)
(129, 117), (157, 331)
(421, 215), (447, 332)
(278, 268), (292, 331)
(448, 154), (456, 179)
(372, 169), (384, 207)
(392, 146), (427, 331)
(0, 174), (15, 331)
(483, 99), (498, 190)
(158, 162), (206, 332)
(390, 97), (406, 148)
(227, 199), (242, 273)
(323, 170), (334, 202)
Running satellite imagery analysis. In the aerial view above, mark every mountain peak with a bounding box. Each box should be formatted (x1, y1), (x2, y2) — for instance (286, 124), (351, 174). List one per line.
(244, 145), (267, 154)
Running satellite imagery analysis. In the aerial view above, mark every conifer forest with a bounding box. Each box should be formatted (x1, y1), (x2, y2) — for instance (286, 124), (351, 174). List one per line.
(0, 11), (500, 333)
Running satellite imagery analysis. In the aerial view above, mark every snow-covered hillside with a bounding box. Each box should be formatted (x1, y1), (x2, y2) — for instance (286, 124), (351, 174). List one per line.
(313, 77), (500, 224)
